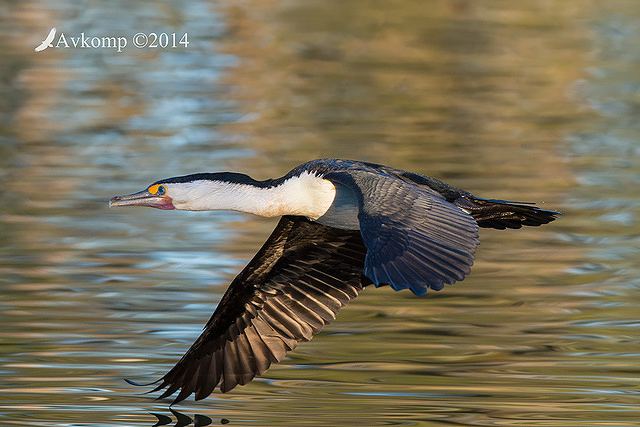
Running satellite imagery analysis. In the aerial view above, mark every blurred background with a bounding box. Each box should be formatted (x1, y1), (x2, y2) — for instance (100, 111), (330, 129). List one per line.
(1, 1), (639, 426)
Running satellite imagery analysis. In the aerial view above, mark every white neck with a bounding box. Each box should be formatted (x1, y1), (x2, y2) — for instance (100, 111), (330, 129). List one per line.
(170, 172), (337, 220)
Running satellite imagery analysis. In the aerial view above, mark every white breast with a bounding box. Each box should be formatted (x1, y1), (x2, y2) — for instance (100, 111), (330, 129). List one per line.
(260, 171), (338, 219)
(314, 182), (360, 230)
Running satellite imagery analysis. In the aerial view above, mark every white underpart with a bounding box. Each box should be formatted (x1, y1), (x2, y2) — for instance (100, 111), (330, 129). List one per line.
(315, 182), (361, 229)
(167, 171), (338, 220)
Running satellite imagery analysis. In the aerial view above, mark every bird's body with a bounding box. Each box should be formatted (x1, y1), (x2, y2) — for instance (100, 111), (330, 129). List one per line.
(110, 158), (559, 404)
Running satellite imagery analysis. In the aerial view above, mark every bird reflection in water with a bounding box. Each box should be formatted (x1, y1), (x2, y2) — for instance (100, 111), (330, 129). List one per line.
(150, 408), (224, 426)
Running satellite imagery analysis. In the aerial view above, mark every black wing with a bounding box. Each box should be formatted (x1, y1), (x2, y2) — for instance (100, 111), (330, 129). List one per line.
(325, 170), (479, 297)
(144, 216), (367, 404)
(452, 197), (561, 229)
(368, 166), (560, 230)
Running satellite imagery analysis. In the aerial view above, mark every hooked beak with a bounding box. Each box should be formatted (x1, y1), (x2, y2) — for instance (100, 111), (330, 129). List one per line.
(109, 190), (175, 210)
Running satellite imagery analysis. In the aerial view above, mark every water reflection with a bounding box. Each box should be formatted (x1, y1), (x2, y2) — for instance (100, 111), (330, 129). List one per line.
(149, 409), (215, 427)
(2, 0), (640, 426)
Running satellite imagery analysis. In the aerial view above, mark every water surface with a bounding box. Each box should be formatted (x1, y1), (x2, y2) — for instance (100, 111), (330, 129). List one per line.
(1, 1), (640, 426)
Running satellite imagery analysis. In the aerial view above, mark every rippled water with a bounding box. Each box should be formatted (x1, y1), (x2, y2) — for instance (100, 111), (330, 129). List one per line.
(2, 1), (640, 426)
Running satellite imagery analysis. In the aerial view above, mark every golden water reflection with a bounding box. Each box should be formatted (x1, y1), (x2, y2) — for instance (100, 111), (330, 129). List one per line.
(1, 0), (640, 426)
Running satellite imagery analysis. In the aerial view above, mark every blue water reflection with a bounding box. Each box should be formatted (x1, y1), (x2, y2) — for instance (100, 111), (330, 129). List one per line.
(2, 0), (640, 426)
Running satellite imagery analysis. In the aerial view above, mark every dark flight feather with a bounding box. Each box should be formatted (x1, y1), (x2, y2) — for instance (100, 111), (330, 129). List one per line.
(146, 216), (367, 404)
(454, 197), (560, 229)
(324, 169), (479, 296)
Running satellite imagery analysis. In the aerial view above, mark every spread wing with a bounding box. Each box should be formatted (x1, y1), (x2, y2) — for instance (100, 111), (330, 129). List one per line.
(325, 170), (479, 296)
(141, 216), (367, 404)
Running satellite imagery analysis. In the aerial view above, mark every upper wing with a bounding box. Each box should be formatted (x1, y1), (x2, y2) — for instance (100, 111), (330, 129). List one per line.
(361, 165), (560, 230)
(146, 216), (367, 404)
(325, 170), (479, 296)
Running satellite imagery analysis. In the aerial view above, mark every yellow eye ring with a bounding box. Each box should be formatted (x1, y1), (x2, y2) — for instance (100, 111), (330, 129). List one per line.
(148, 184), (166, 195)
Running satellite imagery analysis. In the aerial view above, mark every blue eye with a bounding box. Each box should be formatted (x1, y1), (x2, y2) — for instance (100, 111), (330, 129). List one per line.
(156, 185), (166, 195)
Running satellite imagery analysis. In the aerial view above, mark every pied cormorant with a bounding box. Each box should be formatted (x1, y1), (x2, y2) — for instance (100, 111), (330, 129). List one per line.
(109, 158), (560, 404)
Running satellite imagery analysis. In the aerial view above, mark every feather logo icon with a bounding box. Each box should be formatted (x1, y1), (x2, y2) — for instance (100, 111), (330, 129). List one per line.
(35, 28), (56, 52)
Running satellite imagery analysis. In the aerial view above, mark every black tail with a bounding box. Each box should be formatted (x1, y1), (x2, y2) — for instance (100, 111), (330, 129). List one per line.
(456, 197), (561, 230)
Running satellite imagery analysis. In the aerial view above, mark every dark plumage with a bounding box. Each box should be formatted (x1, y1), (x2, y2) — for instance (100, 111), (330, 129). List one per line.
(146, 216), (367, 402)
(110, 159), (560, 404)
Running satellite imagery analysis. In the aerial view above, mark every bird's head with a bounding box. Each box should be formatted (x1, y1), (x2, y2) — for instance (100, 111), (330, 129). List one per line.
(109, 172), (268, 212)
(109, 181), (177, 210)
